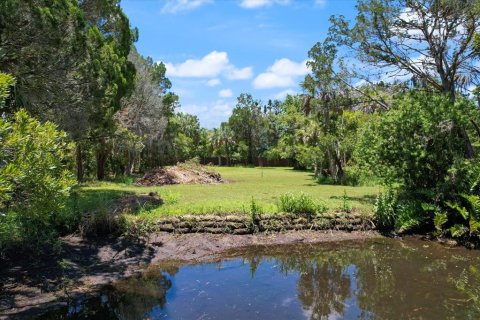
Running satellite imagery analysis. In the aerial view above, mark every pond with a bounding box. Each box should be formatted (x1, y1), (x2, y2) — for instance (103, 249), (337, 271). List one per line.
(39, 238), (480, 319)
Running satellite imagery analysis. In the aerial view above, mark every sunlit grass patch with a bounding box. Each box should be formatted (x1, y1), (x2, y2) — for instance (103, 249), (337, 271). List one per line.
(77, 167), (380, 218)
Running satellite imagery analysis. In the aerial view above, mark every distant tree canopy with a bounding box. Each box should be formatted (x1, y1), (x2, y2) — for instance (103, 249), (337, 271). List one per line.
(2, 0), (480, 250)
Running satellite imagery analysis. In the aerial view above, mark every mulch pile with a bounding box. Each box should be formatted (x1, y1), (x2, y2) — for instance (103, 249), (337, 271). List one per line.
(136, 165), (223, 186)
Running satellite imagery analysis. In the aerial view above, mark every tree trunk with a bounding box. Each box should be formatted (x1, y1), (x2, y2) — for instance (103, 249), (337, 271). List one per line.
(96, 139), (109, 180)
(448, 90), (475, 158)
(314, 164), (318, 177)
(76, 144), (84, 182)
(125, 149), (135, 176)
(461, 126), (475, 158)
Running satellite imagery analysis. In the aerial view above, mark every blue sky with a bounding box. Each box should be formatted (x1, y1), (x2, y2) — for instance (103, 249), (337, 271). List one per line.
(121, 0), (358, 128)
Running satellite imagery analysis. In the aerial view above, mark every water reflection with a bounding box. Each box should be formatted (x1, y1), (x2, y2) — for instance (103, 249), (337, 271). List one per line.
(40, 238), (480, 319)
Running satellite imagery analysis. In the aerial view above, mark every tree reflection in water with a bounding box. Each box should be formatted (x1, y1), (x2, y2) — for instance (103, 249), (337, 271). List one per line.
(40, 238), (480, 320)
(242, 239), (480, 319)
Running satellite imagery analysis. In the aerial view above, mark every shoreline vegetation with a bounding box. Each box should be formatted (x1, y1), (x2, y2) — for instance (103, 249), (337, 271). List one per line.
(3, 0), (480, 318)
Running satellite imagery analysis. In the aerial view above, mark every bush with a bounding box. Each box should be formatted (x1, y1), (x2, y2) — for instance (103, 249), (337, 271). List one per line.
(356, 92), (473, 190)
(249, 198), (263, 233)
(278, 192), (326, 217)
(394, 201), (429, 233)
(374, 187), (434, 233)
(373, 188), (398, 230)
(0, 109), (75, 255)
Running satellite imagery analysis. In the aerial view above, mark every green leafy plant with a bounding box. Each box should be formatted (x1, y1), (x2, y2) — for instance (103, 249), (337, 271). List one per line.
(0, 109), (75, 254)
(341, 190), (351, 213)
(433, 212), (448, 232)
(445, 194), (480, 239)
(278, 192), (325, 218)
(373, 188), (398, 230)
(249, 198), (262, 233)
(394, 201), (428, 233)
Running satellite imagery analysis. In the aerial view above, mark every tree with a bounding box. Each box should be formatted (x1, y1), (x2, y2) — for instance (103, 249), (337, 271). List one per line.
(0, 0), (136, 180)
(301, 40), (356, 181)
(115, 48), (172, 175)
(329, 0), (480, 156)
(229, 93), (264, 165)
(356, 92), (474, 191)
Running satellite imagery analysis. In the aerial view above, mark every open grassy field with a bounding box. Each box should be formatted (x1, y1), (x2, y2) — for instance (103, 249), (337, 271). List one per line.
(79, 167), (381, 218)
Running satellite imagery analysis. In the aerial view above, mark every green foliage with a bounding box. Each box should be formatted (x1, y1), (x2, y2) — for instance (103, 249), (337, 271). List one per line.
(278, 192), (326, 218)
(394, 201), (427, 234)
(357, 92), (473, 190)
(340, 190), (351, 213)
(0, 109), (75, 254)
(444, 193), (480, 239)
(0, 72), (15, 109)
(249, 198), (263, 233)
(373, 188), (398, 230)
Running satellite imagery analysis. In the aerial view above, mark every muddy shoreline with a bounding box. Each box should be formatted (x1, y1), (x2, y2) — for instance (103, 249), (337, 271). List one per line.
(0, 230), (379, 319)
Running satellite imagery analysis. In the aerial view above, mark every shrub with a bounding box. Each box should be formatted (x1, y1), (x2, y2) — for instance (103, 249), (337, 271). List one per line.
(394, 201), (429, 233)
(356, 92), (473, 190)
(340, 190), (351, 213)
(373, 188), (398, 230)
(0, 109), (75, 254)
(249, 198), (262, 232)
(278, 192), (326, 217)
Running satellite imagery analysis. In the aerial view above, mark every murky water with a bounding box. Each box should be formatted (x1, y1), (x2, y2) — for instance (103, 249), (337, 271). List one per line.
(40, 238), (480, 319)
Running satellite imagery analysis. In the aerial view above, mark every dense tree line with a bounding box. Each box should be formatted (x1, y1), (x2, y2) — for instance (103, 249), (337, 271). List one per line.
(0, 0), (205, 253)
(2, 0), (480, 253)
(203, 0), (480, 241)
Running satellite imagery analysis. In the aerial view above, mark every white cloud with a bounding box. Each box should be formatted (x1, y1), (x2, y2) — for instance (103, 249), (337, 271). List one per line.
(273, 88), (296, 100)
(161, 0), (212, 14)
(206, 78), (221, 86)
(254, 73), (295, 88)
(219, 88), (233, 98)
(314, 0), (327, 8)
(225, 66), (253, 80)
(179, 100), (234, 128)
(239, 0), (290, 9)
(253, 58), (309, 89)
(165, 51), (253, 80)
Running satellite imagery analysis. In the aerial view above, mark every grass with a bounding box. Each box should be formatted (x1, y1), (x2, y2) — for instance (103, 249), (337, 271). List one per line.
(79, 167), (380, 219)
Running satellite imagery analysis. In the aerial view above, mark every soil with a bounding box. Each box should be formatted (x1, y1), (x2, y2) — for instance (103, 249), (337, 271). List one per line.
(135, 164), (223, 186)
(0, 230), (379, 319)
(110, 192), (163, 214)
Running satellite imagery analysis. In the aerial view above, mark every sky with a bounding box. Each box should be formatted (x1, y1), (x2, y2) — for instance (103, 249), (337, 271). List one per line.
(121, 0), (358, 128)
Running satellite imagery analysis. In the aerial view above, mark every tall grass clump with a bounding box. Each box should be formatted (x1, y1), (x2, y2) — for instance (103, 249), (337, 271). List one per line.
(278, 192), (326, 218)
(249, 198), (263, 233)
(373, 188), (398, 230)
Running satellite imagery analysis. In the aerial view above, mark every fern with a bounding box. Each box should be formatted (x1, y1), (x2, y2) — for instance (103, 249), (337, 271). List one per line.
(450, 224), (468, 238)
(445, 201), (469, 221)
(433, 212), (448, 231)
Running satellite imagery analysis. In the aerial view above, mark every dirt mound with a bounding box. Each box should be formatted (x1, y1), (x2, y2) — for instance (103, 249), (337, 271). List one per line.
(136, 165), (223, 186)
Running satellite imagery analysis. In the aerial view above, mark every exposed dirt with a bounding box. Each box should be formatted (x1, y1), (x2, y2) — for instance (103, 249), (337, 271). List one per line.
(135, 164), (223, 186)
(0, 230), (379, 319)
(110, 192), (163, 214)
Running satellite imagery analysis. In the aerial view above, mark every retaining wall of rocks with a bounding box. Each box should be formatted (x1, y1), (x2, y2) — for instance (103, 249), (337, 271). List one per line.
(149, 212), (374, 235)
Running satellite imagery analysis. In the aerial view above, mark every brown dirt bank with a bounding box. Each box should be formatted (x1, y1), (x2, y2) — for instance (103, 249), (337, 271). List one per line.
(0, 230), (379, 319)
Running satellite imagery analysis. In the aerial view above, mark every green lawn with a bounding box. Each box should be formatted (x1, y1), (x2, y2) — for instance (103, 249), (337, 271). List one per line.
(80, 167), (381, 218)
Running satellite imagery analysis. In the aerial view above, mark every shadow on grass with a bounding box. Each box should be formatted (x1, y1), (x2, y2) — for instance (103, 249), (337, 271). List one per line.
(329, 194), (377, 205)
(69, 188), (133, 215)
